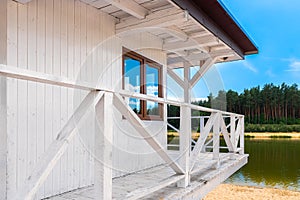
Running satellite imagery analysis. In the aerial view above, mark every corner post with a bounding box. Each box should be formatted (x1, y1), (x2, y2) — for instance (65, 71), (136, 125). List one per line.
(239, 116), (245, 154)
(95, 92), (113, 200)
(177, 62), (191, 187)
(230, 115), (236, 152)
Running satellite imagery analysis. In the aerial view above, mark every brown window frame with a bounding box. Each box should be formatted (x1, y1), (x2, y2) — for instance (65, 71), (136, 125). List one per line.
(122, 47), (163, 121)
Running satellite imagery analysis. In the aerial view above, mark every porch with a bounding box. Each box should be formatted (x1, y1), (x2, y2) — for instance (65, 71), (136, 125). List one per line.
(0, 64), (246, 199)
(47, 153), (248, 200)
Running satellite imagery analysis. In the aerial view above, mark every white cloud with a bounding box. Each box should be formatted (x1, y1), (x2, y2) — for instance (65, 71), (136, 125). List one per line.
(265, 69), (276, 77)
(243, 61), (258, 73)
(287, 60), (300, 72)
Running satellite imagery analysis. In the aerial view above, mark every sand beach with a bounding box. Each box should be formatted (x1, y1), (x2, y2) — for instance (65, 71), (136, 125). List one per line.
(204, 184), (300, 200)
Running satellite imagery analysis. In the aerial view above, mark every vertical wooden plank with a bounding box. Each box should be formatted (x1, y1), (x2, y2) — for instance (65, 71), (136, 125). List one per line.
(0, 1), (7, 199)
(6, 1), (18, 198)
(17, 2), (29, 194)
(95, 93), (113, 200)
(73, 0), (81, 188)
(67, 0), (75, 191)
(85, 5), (93, 186)
(53, 0), (62, 194)
(27, 2), (38, 198)
(80, 2), (87, 187)
(36, 0), (46, 198)
(60, 0), (69, 193)
(44, 0), (54, 196)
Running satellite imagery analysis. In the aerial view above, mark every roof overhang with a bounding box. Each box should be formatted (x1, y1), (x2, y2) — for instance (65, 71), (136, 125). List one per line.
(14, 0), (258, 67)
(170, 0), (258, 57)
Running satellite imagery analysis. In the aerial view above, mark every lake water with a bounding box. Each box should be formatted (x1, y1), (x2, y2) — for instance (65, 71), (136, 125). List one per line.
(226, 138), (300, 191)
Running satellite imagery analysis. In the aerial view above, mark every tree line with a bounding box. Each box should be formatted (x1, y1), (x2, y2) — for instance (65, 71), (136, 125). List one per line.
(193, 83), (300, 124)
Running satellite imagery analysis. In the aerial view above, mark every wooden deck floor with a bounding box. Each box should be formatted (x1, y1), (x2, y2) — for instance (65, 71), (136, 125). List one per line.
(45, 152), (248, 200)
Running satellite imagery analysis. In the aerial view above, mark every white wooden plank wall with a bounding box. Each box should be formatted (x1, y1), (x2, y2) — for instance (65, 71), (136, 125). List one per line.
(113, 32), (167, 177)
(6, 0), (116, 198)
(0, 1), (8, 199)
(5, 0), (169, 198)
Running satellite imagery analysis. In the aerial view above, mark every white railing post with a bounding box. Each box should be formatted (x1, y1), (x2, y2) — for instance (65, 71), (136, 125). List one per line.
(177, 62), (191, 188)
(230, 115), (236, 152)
(200, 116), (206, 152)
(213, 113), (220, 168)
(95, 92), (113, 200)
(177, 105), (191, 188)
(240, 116), (245, 155)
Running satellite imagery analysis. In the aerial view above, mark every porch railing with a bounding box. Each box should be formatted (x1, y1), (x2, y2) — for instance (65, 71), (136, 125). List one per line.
(0, 64), (245, 199)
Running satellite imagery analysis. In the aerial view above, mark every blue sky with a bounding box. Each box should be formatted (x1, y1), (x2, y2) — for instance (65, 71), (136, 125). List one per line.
(211, 0), (300, 93)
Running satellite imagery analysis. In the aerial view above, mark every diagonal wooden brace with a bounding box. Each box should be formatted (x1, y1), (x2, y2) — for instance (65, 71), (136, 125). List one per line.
(189, 112), (218, 171)
(14, 91), (104, 200)
(113, 93), (184, 174)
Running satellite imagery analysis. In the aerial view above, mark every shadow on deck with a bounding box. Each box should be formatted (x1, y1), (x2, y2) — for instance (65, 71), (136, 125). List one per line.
(46, 152), (248, 200)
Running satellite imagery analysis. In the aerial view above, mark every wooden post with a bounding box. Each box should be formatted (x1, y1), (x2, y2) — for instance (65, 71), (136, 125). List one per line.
(95, 92), (113, 200)
(0, 1), (7, 199)
(177, 62), (191, 187)
(240, 116), (245, 154)
(230, 116), (236, 152)
(200, 117), (206, 153)
(177, 105), (191, 187)
(213, 113), (220, 168)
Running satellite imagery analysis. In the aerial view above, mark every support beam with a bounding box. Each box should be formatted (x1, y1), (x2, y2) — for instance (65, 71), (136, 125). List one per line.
(165, 25), (188, 41)
(167, 67), (184, 88)
(117, 25), (188, 41)
(177, 63), (191, 187)
(113, 93), (184, 174)
(189, 57), (218, 88)
(14, 91), (104, 200)
(14, 0), (32, 4)
(167, 49), (235, 66)
(95, 92), (113, 200)
(116, 8), (186, 34)
(105, 0), (148, 19)
(163, 35), (218, 52)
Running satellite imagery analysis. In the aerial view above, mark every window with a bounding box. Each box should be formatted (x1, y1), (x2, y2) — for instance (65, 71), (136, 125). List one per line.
(123, 48), (163, 120)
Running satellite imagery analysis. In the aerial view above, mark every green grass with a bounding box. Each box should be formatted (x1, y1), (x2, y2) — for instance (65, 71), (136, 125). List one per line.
(245, 124), (300, 133)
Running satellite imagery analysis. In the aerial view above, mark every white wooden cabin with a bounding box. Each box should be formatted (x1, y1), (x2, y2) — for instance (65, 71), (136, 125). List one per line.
(0, 0), (258, 199)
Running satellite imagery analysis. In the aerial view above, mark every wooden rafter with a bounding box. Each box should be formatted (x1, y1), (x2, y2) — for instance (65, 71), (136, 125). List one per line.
(167, 49), (235, 66)
(163, 35), (218, 52)
(14, 91), (104, 200)
(116, 8), (186, 34)
(105, 0), (148, 19)
(14, 0), (32, 4)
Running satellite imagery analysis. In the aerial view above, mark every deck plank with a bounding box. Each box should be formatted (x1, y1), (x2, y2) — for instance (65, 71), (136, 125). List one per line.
(46, 153), (248, 200)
